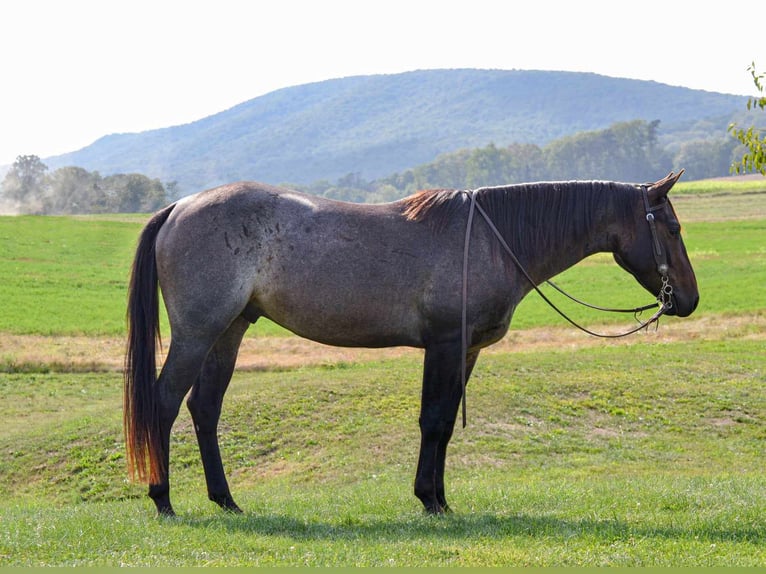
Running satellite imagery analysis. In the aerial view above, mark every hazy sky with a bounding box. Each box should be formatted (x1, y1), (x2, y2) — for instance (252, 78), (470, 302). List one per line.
(0, 0), (761, 166)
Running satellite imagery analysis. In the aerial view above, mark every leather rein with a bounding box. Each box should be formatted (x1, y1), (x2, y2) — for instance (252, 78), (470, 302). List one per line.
(459, 185), (674, 427)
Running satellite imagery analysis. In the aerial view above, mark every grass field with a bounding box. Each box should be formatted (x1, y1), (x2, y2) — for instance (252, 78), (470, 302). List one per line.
(1, 188), (764, 336)
(0, 185), (765, 566)
(2, 339), (765, 566)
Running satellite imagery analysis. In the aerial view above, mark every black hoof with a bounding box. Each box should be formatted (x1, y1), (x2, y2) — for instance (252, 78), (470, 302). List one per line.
(149, 484), (175, 518)
(210, 493), (243, 513)
(423, 502), (450, 515)
(156, 505), (177, 518)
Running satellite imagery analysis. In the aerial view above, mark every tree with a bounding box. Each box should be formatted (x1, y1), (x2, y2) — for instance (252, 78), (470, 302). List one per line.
(728, 62), (766, 175)
(411, 149), (471, 190)
(674, 139), (739, 180)
(0, 155), (49, 213)
(465, 143), (509, 188)
(103, 173), (167, 213)
(543, 120), (670, 181)
(46, 166), (104, 214)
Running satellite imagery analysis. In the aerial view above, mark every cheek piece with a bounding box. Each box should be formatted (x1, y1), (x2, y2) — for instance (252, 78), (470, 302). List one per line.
(641, 185), (673, 312)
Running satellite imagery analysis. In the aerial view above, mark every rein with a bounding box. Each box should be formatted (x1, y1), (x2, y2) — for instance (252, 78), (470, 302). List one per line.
(459, 186), (674, 427)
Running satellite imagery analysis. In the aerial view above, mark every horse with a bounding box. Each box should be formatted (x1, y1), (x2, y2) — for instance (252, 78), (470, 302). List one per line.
(124, 171), (699, 516)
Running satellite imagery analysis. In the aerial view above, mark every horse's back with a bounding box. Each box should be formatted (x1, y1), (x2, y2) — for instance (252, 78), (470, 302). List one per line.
(154, 182), (454, 347)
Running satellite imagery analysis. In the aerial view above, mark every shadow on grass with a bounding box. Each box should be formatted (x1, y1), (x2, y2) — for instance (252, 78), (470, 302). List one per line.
(173, 509), (765, 545)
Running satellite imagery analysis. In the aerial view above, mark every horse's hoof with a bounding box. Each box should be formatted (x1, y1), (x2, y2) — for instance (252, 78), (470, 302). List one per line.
(156, 505), (177, 518)
(210, 493), (243, 513)
(423, 502), (449, 515)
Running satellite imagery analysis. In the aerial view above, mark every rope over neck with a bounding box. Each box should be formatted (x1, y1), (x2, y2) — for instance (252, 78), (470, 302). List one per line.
(460, 191), (478, 428)
(458, 188), (671, 428)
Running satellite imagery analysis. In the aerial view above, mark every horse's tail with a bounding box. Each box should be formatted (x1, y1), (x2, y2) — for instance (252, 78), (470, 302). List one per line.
(123, 203), (176, 484)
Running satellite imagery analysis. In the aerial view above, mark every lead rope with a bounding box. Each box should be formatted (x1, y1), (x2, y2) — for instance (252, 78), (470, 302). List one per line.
(460, 192), (478, 428)
(458, 189), (673, 427)
(472, 199), (669, 338)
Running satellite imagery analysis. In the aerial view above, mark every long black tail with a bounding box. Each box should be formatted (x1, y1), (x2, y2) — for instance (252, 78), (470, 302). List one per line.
(123, 203), (175, 483)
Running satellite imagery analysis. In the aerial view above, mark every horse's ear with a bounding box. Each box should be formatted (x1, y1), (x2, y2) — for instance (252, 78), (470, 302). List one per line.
(647, 169), (684, 201)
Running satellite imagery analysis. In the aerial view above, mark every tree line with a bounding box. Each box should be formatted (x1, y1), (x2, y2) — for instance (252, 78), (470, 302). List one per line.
(0, 156), (173, 214)
(297, 119), (746, 203)
(2, 103), (761, 214)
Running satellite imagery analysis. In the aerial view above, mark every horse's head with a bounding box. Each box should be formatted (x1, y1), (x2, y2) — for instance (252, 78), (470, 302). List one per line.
(613, 171), (699, 317)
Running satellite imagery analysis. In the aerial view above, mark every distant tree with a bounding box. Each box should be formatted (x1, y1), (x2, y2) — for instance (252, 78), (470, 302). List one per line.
(0, 155), (49, 213)
(728, 62), (766, 175)
(544, 120), (670, 181)
(367, 183), (402, 203)
(103, 173), (167, 212)
(503, 143), (546, 182)
(322, 185), (367, 203)
(164, 180), (181, 202)
(383, 169), (416, 194)
(46, 166), (104, 214)
(2, 158), (171, 214)
(335, 172), (367, 190)
(465, 143), (510, 188)
(673, 139), (739, 180)
(411, 148), (471, 190)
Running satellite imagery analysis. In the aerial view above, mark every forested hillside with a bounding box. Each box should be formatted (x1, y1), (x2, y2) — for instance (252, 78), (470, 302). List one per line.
(42, 69), (748, 196)
(298, 119), (748, 203)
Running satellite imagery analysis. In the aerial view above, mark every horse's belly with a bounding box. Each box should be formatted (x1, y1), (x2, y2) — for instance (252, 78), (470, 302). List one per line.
(267, 306), (423, 348)
(253, 279), (424, 348)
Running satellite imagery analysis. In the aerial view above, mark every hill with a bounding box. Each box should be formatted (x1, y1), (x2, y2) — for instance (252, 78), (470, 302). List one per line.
(44, 69), (747, 195)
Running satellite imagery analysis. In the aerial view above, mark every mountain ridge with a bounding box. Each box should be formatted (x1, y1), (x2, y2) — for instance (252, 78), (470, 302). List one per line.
(44, 69), (747, 194)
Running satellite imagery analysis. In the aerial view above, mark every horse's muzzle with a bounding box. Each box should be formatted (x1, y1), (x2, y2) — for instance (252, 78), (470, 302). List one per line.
(666, 292), (699, 317)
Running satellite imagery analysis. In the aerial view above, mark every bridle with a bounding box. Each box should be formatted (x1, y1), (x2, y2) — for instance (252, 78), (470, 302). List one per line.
(641, 184), (675, 313)
(459, 184), (675, 427)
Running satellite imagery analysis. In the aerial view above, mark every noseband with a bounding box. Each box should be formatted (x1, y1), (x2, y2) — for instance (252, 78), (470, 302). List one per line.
(459, 186), (675, 427)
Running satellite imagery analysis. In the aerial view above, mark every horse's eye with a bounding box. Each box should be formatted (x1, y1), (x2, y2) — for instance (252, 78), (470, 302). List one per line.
(668, 223), (682, 237)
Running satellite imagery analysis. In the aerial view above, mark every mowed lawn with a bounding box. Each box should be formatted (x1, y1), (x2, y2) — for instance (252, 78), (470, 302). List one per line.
(0, 188), (764, 566)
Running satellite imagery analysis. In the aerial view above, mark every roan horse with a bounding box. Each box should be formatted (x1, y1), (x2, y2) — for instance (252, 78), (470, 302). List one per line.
(124, 171), (699, 516)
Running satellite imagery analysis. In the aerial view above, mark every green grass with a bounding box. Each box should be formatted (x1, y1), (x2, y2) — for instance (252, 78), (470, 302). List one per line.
(3, 474), (766, 566)
(1, 339), (765, 565)
(1, 191), (764, 335)
(0, 215), (139, 335)
(674, 178), (766, 195)
(0, 187), (765, 566)
(0, 214), (285, 337)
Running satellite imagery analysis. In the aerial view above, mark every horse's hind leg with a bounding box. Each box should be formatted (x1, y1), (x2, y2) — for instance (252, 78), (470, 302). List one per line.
(415, 342), (480, 514)
(148, 336), (216, 516)
(187, 316), (251, 512)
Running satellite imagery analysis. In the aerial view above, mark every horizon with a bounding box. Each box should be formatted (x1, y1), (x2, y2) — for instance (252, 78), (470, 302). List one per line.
(0, 67), (755, 171)
(0, 0), (761, 166)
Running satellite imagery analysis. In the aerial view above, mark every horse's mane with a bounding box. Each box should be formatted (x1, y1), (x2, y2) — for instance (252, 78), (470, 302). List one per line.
(402, 188), (468, 226)
(402, 182), (636, 262)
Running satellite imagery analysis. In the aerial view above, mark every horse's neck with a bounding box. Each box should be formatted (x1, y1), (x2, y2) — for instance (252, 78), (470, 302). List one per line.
(510, 186), (617, 284)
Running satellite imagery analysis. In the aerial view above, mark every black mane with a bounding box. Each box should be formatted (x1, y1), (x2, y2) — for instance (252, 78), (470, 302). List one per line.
(403, 181), (638, 263)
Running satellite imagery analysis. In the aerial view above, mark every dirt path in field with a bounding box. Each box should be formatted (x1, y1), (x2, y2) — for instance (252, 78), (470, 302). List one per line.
(1, 313), (763, 373)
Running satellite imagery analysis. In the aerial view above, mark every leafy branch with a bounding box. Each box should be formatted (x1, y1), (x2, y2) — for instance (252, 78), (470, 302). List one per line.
(728, 62), (766, 175)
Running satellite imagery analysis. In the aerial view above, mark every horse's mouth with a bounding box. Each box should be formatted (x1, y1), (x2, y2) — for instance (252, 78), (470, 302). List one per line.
(664, 292), (699, 317)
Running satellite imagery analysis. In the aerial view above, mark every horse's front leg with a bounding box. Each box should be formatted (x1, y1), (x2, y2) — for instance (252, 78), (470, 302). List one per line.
(414, 341), (480, 514)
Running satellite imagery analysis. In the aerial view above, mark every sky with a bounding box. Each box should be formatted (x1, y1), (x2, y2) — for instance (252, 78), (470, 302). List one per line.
(0, 0), (762, 167)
